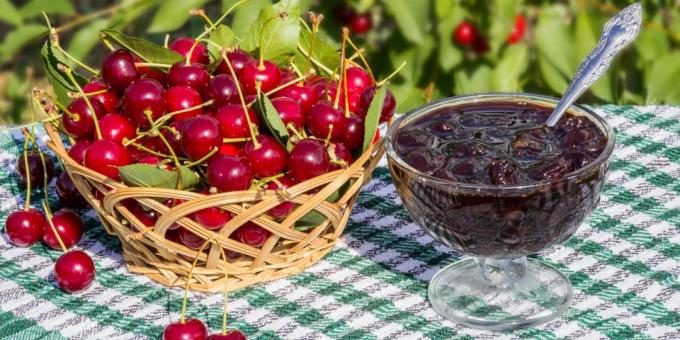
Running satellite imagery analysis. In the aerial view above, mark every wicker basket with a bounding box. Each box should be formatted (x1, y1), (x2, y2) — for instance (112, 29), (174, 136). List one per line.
(43, 122), (385, 293)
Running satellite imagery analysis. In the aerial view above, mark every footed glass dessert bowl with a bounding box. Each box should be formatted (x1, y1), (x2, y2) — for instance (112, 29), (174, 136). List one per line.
(386, 93), (615, 330)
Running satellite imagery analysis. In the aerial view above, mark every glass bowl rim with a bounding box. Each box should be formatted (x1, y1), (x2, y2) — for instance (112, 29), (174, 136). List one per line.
(385, 92), (616, 191)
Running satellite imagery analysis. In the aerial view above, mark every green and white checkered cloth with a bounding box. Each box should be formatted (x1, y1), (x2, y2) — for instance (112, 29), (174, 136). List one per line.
(0, 105), (678, 339)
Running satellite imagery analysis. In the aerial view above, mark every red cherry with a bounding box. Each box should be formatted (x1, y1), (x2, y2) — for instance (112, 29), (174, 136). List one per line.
(266, 176), (296, 220)
(163, 318), (208, 340)
(343, 114), (365, 150)
(68, 140), (91, 164)
(16, 152), (55, 188)
(138, 155), (161, 165)
(207, 155), (253, 192)
(507, 14), (526, 44)
(359, 86), (396, 123)
(83, 79), (119, 113)
(194, 193), (231, 230)
(132, 55), (167, 85)
(99, 113), (135, 143)
(63, 98), (107, 140)
(472, 35), (490, 54)
(122, 200), (158, 228)
(5, 209), (46, 247)
(270, 97), (304, 130)
(311, 80), (341, 103)
(273, 83), (316, 115)
(167, 62), (210, 91)
(166, 86), (203, 121)
(288, 139), (330, 181)
(101, 50), (140, 92)
(307, 101), (346, 141)
(54, 250), (95, 293)
(179, 228), (205, 250)
(244, 135), (288, 178)
(330, 142), (354, 170)
(122, 79), (166, 128)
(155, 119), (187, 157)
(343, 67), (373, 95)
(84, 139), (132, 180)
(233, 222), (270, 247)
(215, 104), (259, 139)
(56, 172), (87, 208)
(180, 115), (222, 161)
(216, 49), (255, 76)
(205, 75), (238, 107)
(349, 13), (372, 34)
(208, 330), (247, 340)
(453, 21), (478, 46)
(240, 60), (281, 95)
(169, 37), (210, 65)
(43, 209), (83, 250)
(163, 199), (185, 230)
(219, 143), (245, 157)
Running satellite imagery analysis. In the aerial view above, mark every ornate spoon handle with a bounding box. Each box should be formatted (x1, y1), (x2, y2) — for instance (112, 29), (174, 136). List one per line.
(545, 3), (642, 127)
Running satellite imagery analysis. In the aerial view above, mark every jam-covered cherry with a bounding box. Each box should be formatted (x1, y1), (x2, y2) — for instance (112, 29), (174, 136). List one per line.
(274, 83), (316, 115)
(215, 104), (259, 139)
(208, 330), (247, 340)
(5, 209), (46, 247)
(205, 75), (238, 107)
(266, 176), (296, 219)
(16, 152), (55, 188)
(271, 97), (304, 130)
(84, 139), (132, 180)
(167, 62), (210, 91)
(360, 86), (396, 123)
(169, 37), (210, 65)
(343, 114), (364, 150)
(207, 155), (253, 192)
(343, 67), (373, 95)
(54, 250), (95, 293)
(56, 172), (87, 208)
(349, 12), (372, 34)
(163, 318), (208, 340)
(68, 140), (91, 164)
(181, 115), (222, 161)
(233, 222), (270, 247)
(307, 101), (346, 141)
(43, 209), (83, 250)
(99, 113), (135, 143)
(288, 139), (330, 181)
(453, 21), (478, 46)
(166, 86), (203, 121)
(244, 135), (288, 178)
(507, 15), (526, 44)
(122, 79), (166, 128)
(240, 60), (281, 95)
(83, 79), (119, 113)
(101, 50), (140, 92)
(216, 49), (254, 76)
(63, 98), (107, 139)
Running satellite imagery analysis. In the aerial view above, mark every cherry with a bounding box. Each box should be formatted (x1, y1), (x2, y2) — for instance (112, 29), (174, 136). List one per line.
(194, 193), (231, 230)
(349, 13), (372, 34)
(343, 67), (373, 95)
(219, 143), (245, 157)
(63, 97), (107, 139)
(334, 4), (356, 24)
(207, 155), (253, 192)
(167, 62), (210, 91)
(68, 140), (91, 165)
(270, 97), (304, 130)
(163, 199), (185, 230)
(507, 14), (526, 44)
(43, 209), (83, 250)
(216, 49), (255, 76)
(83, 79), (119, 113)
(122, 79), (166, 128)
(156, 119), (187, 157)
(124, 200), (158, 228)
(56, 172), (87, 208)
(311, 80), (340, 102)
(453, 21), (478, 46)
(244, 135), (288, 178)
(233, 222), (270, 247)
(163, 318), (208, 340)
(215, 104), (259, 139)
(288, 139), (330, 181)
(16, 152), (55, 188)
(54, 250), (95, 293)
(5, 209), (46, 247)
(266, 176), (296, 220)
(274, 83), (316, 115)
(84, 139), (132, 180)
(307, 101), (346, 141)
(133, 55), (167, 85)
(99, 113), (135, 143)
(101, 50), (140, 92)
(343, 114), (365, 150)
(360, 86), (396, 123)
(169, 37), (210, 65)
(166, 86), (203, 121)
(208, 330), (247, 340)
(178, 228), (205, 250)
(472, 36), (490, 54)
(137, 155), (161, 165)
(180, 115), (222, 161)
(205, 75), (238, 107)
(240, 60), (281, 95)
(330, 142), (354, 170)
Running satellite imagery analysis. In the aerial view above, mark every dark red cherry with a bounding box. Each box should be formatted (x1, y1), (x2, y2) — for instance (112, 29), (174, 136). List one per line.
(311, 80), (340, 102)
(360, 86), (396, 123)
(472, 35), (490, 54)
(208, 330), (247, 340)
(155, 119), (187, 157)
(101, 50), (140, 92)
(163, 199), (185, 230)
(84, 139), (132, 180)
(163, 318), (208, 340)
(271, 97), (304, 130)
(137, 155), (161, 165)
(244, 135), (288, 178)
(122, 79), (166, 128)
(132, 54), (167, 84)
(288, 139), (330, 181)
(274, 83), (316, 115)
(83, 79), (119, 113)
(123, 200), (158, 228)
(5, 209), (46, 247)
(349, 13), (372, 34)
(54, 250), (95, 293)
(215, 104), (259, 139)
(233, 222), (270, 247)
(166, 86), (203, 121)
(453, 21), (478, 46)
(178, 228), (205, 250)
(99, 113), (135, 143)
(167, 62), (210, 91)
(180, 115), (222, 161)
(63, 97), (107, 139)
(16, 152), (55, 188)
(343, 114), (365, 150)
(205, 75), (238, 107)
(43, 209), (83, 250)
(216, 49), (255, 76)
(240, 60), (281, 95)
(266, 176), (296, 220)
(194, 193), (231, 230)
(330, 142), (354, 170)
(56, 172), (87, 208)
(207, 155), (253, 192)
(169, 37), (210, 65)
(68, 140), (91, 164)
(219, 143), (245, 157)
(507, 15), (526, 44)
(307, 101), (346, 141)
(343, 67), (373, 95)
(334, 4), (356, 24)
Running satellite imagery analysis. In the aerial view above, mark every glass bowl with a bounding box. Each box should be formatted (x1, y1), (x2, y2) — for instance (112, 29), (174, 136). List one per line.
(386, 93), (615, 330)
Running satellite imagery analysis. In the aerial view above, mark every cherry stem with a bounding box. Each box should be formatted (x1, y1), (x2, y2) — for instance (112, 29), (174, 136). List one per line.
(69, 88), (108, 98)
(251, 173), (285, 189)
(164, 34), (170, 48)
(297, 44), (337, 79)
(155, 100), (214, 127)
(258, 14), (285, 68)
(150, 113), (183, 190)
(222, 138), (250, 143)
(43, 201), (67, 253)
(186, 0), (248, 66)
(63, 66), (102, 140)
(134, 62), (171, 69)
(333, 28), (349, 110)
(126, 140), (174, 159)
(376, 61), (407, 87)
(183, 147), (217, 168)
(346, 36), (375, 82)
(220, 51), (260, 149)
(0, 115), (62, 133)
(246, 75), (309, 107)
(286, 123), (304, 140)
(23, 129), (52, 212)
(213, 243), (231, 334)
(341, 28), (350, 117)
(34, 88), (77, 121)
(181, 237), (215, 324)
(22, 138), (31, 212)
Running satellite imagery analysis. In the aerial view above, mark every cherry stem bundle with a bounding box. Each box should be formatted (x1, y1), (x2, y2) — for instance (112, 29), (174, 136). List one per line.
(180, 237), (215, 324)
(220, 51), (260, 149)
(43, 201), (67, 253)
(62, 66), (102, 140)
(22, 138), (31, 212)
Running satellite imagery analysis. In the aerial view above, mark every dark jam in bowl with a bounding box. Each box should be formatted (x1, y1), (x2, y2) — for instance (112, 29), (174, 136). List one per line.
(387, 99), (613, 258)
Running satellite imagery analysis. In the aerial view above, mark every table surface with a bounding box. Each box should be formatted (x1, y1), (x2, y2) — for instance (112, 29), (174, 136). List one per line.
(0, 105), (678, 340)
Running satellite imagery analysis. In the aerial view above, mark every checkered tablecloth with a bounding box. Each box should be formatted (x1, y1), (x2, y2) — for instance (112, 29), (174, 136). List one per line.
(0, 105), (678, 340)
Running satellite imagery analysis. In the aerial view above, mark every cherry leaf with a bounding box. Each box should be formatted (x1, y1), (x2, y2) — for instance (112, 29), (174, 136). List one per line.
(362, 86), (387, 153)
(241, 0), (300, 62)
(118, 164), (200, 189)
(100, 30), (183, 65)
(256, 93), (293, 151)
(41, 40), (88, 107)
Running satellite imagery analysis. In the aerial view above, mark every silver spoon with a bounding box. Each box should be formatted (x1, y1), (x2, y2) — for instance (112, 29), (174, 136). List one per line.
(545, 3), (642, 127)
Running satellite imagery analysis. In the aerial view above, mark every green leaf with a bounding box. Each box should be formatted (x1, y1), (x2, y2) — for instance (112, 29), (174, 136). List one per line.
(294, 210), (325, 231)
(147, 0), (208, 33)
(575, 8), (614, 102)
(241, 0), (301, 62)
(535, 5), (574, 94)
(19, 0), (74, 18)
(645, 52), (680, 104)
(256, 93), (292, 151)
(362, 86), (387, 152)
(67, 19), (111, 62)
(101, 30), (184, 64)
(41, 41), (88, 107)
(388, 35), (434, 84)
(391, 82), (425, 114)
(635, 14), (669, 67)
(227, 0), (272, 38)
(0, 25), (47, 64)
(108, 0), (159, 29)
(119, 164), (200, 189)
(381, 0), (430, 44)
(207, 24), (236, 62)
(492, 44), (528, 92)
(436, 2), (464, 72)
(0, 0), (22, 26)
(488, 0), (518, 54)
(295, 28), (339, 74)
(454, 65), (492, 94)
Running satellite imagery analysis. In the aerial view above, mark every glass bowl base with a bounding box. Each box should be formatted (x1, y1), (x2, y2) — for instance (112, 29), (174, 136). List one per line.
(428, 257), (572, 331)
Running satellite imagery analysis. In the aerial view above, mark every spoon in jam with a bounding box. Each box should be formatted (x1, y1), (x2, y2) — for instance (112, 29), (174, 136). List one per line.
(545, 2), (642, 127)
